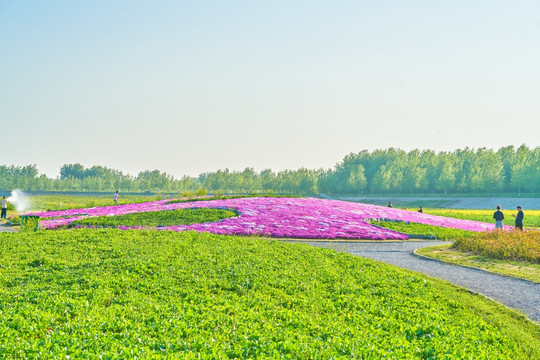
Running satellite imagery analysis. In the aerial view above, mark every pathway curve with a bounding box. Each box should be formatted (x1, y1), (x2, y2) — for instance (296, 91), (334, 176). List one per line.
(295, 240), (540, 323)
(0, 224), (18, 232)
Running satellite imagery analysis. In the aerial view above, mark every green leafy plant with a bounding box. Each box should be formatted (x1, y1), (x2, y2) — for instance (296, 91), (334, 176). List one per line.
(20, 216), (40, 232)
(0, 230), (538, 358)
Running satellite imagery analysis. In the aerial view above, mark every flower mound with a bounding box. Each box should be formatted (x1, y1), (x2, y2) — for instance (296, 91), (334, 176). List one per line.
(29, 197), (502, 240)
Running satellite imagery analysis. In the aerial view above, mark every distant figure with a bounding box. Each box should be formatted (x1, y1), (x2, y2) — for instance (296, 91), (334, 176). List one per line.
(114, 191), (119, 204)
(1, 196), (7, 219)
(417, 206), (423, 213)
(388, 201), (392, 208)
(493, 205), (504, 229)
(512, 206), (524, 230)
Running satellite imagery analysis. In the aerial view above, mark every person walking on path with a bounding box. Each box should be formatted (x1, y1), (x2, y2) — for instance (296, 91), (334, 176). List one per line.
(114, 191), (119, 204)
(512, 206), (524, 230)
(1, 196), (7, 219)
(493, 205), (504, 229)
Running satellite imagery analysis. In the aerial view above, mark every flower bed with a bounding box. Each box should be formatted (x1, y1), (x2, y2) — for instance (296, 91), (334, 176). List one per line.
(27, 197), (504, 240)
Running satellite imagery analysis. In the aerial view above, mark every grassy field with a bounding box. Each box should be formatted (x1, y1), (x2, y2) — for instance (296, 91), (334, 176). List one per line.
(424, 209), (540, 228)
(453, 229), (540, 263)
(0, 229), (538, 358)
(416, 244), (540, 283)
(371, 221), (475, 240)
(69, 208), (238, 228)
(24, 194), (158, 212)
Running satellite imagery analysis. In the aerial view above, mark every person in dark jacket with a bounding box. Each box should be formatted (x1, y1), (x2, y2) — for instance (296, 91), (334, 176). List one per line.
(493, 205), (504, 229)
(512, 206), (524, 230)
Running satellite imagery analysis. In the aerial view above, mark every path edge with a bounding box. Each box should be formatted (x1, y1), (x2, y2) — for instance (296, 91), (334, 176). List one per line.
(412, 247), (538, 285)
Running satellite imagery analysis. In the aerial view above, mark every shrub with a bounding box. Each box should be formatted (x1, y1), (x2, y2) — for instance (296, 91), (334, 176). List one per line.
(454, 230), (540, 263)
(8, 215), (21, 225)
(195, 188), (208, 197)
(213, 189), (225, 198)
(179, 191), (194, 198)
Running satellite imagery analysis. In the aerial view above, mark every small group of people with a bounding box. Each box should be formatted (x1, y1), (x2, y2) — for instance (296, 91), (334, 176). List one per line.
(387, 200), (525, 230)
(493, 204), (524, 230)
(388, 201), (423, 213)
(1, 196), (7, 219)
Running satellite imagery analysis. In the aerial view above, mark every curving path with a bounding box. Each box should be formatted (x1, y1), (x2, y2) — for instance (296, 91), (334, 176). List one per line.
(294, 240), (540, 323)
(0, 224), (18, 232)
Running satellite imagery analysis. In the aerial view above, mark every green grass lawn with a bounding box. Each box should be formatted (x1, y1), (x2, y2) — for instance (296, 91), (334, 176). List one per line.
(370, 221), (475, 240)
(425, 209), (540, 228)
(0, 229), (538, 358)
(416, 244), (540, 283)
(15, 194), (157, 213)
(69, 208), (239, 228)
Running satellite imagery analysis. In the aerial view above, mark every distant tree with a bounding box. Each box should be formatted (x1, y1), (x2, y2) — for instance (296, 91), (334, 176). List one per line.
(496, 145), (516, 191)
(346, 164), (367, 194)
(60, 163), (86, 180)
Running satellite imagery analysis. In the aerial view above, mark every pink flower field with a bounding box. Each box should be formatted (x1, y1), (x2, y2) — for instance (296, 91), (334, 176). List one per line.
(28, 197), (503, 240)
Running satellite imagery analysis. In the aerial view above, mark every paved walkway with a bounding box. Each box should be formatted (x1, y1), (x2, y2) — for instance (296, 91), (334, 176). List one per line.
(0, 224), (18, 232)
(295, 240), (540, 323)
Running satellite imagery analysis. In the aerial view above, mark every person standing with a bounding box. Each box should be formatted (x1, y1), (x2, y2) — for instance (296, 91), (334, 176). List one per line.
(388, 201), (393, 208)
(512, 206), (524, 230)
(493, 205), (504, 229)
(1, 196), (7, 219)
(114, 191), (119, 204)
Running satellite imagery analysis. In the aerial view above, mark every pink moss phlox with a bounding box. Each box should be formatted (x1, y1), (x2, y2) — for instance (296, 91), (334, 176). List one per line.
(29, 197), (503, 240)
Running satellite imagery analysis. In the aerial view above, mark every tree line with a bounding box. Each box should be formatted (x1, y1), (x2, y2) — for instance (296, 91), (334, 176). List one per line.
(1, 145), (539, 195)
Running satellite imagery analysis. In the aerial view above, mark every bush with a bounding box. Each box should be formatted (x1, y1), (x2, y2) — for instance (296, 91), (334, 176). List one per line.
(7, 215), (21, 225)
(179, 191), (194, 198)
(454, 230), (540, 263)
(196, 188), (208, 197)
(213, 189), (225, 198)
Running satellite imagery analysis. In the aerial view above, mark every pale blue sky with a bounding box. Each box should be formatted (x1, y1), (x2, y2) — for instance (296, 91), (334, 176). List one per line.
(1, 1), (539, 178)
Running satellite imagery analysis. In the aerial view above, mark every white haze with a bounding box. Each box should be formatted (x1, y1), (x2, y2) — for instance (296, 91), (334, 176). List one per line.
(7, 190), (31, 212)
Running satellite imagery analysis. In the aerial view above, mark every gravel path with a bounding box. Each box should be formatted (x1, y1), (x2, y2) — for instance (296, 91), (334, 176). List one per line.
(294, 240), (540, 323)
(0, 224), (18, 232)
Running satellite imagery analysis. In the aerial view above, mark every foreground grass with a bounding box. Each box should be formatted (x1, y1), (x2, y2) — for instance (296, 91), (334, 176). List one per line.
(0, 230), (538, 358)
(416, 244), (540, 283)
(371, 221), (475, 240)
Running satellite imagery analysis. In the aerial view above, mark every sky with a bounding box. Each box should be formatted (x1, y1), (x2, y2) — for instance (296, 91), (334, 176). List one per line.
(1, 0), (539, 179)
